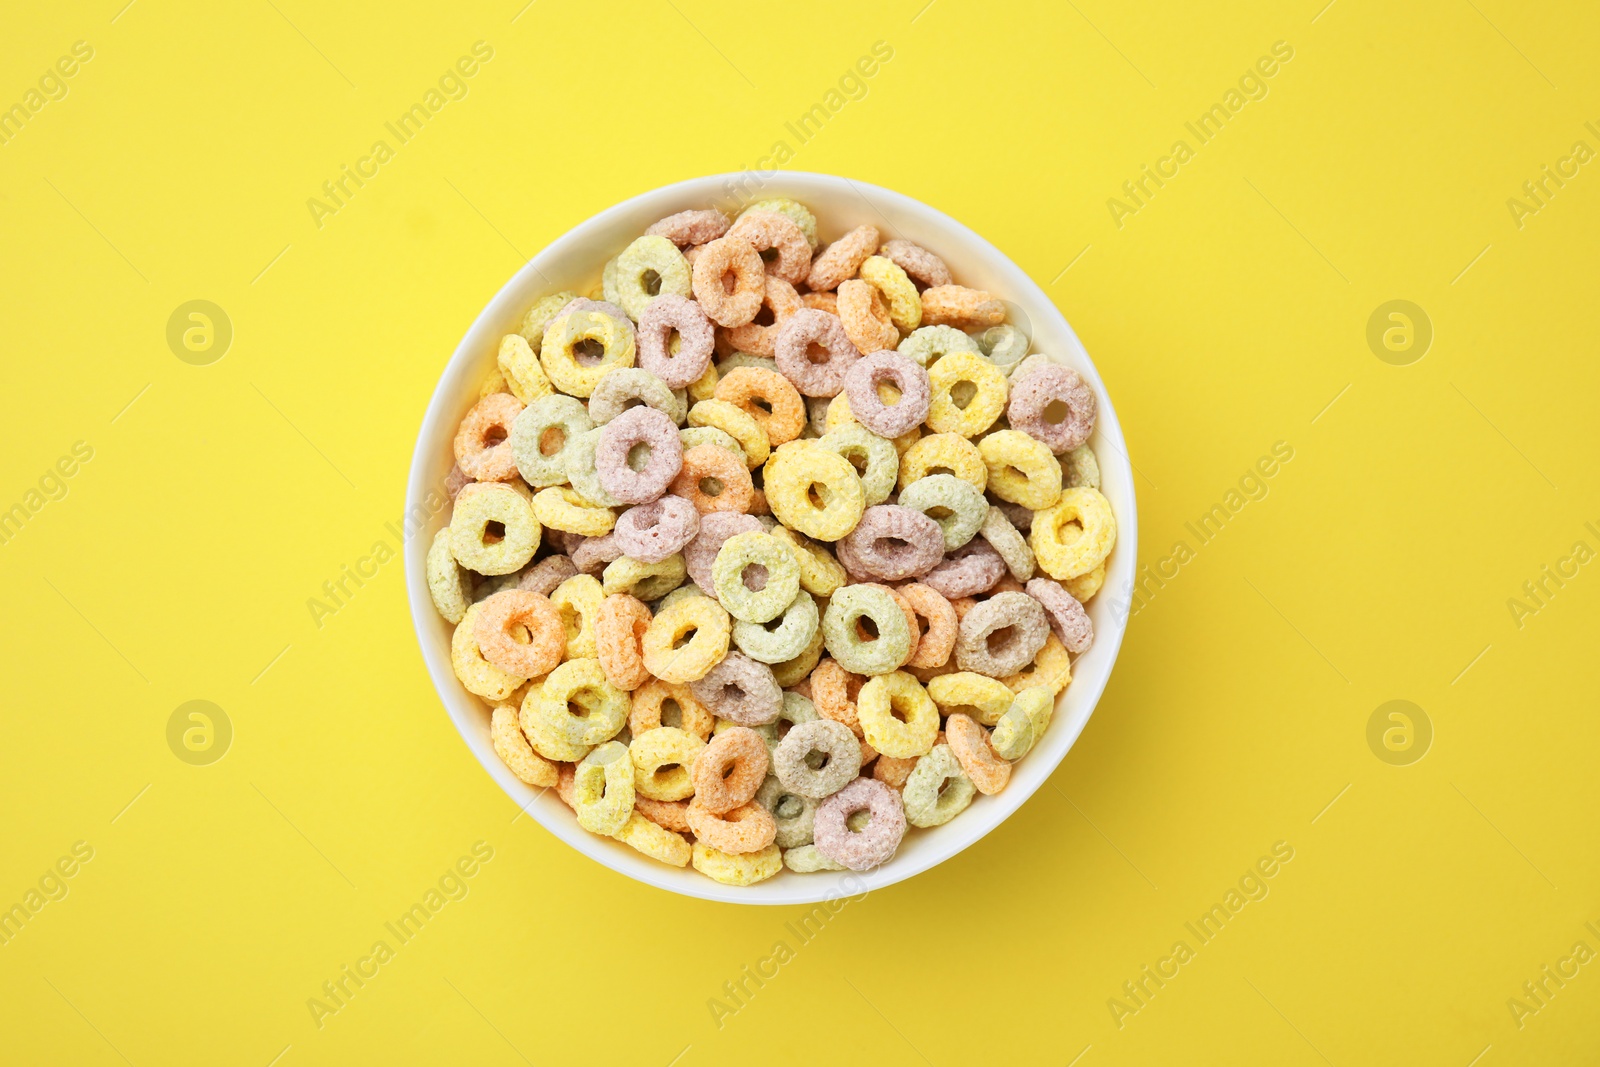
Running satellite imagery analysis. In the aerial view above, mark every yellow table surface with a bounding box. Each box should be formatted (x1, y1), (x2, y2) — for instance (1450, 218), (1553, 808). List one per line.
(4, 1), (1597, 1063)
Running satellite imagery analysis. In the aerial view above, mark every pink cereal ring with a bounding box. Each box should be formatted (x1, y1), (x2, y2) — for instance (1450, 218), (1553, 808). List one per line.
(684, 511), (764, 593)
(774, 309), (861, 398)
(813, 777), (906, 871)
(472, 589), (565, 678)
(636, 294), (715, 388)
(1007, 365), (1098, 454)
(453, 392), (524, 481)
(724, 275), (801, 357)
(613, 495), (700, 563)
(806, 225), (879, 292)
(596, 406), (684, 504)
(519, 554), (577, 596)
(726, 211), (812, 286)
(1025, 577), (1095, 653)
(843, 350), (931, 439)
(571, 533), (623, 575)
(919, 285), (1007, 330)
(836, 280), (899, 354)
(922, 538), (1007, 598)
(691, 236), (765, 328)
(878, 239), (953, 289)
(595, 593), (653, 690)
(645, 208), (730, 247)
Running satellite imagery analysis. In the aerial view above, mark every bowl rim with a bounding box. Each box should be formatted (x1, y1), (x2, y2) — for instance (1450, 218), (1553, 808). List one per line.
(404, 171), (1137, 905)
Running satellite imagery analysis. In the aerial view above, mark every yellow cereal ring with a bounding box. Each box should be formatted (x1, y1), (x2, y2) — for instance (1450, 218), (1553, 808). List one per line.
(612, 811), (692, 866)
(927, 671), (1016, 727)
(449, 482), (541, 575)
(992, 685), (1054, 759)
(769, 525), (847, 597)
(926, 352), (1007, 437)
(490, 703), (558, 786)
(541, 306), (636, 398)
(688, 399), (769, 469)
(897, 433), (987, 494)
(519, 677), (591, 762)
(630, 726), (705, 800)
(602, 553), (686, 601)
(691, 841), (782, 886)
(426, 527), (471, 624)
(520, 291), (581, 352)
(771, 624), (826, 688)
(1065, 563), (1106, 602)
(479, 366), (510, 398)
(610, 235), (692, 320)
(687, 361), (719, 402)
(825, 391), (920, 454)
(856, 671), (940, 759)
(534, 657), (629, 746)
(765, 443), (865, 541)
(641, 594), (732, 683)
(1030, 487), (1116, 580)
(858, 255), (921, 333)
(979, 429), (1063, 510)
(550, 574), (604, 660)
(1002, 634), (1073, 695)
(573, 740), (635, 834)
(451, 603), (525, 702)
(497, 333), (554, 403)
(533, 486), (616, 536)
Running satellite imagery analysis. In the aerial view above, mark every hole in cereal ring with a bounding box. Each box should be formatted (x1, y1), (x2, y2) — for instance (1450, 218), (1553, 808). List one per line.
(856, 616), (880, 642)
(753, 396), (774, 414)
(805, 341), (831, 364)
(742, 564), (769, 592)
(805, 749), (828, 770)
(484, 521), (506, 543)
(927, 506), (953, 521)
(627, 442), (653, 471)
(722, 763), (736, 780)
(762, 615), (786, 633)
(660, 699), (682, 728)
(1043, 399), (1070, 425)
(846, 809), (872, 832)
(928, 466), (955, 478)
(722, 682), (747, 702)
(759, 247), (779, 265)
(654, 763), (681, 783)
(754, 304), (776, 327)
(672, 626), (698, 650)
(485, 425), (508, 446)
(575, 338), (606, 365)
(950, 381), (977, 410)
(539, 427), (566, 456)
(873, 536), (909, 555)
(775, 794), (804, 819)
(699, 476), (725, 497)
(987, 626), (1018, 656)
(667, 330), (684, 354)
(721, 271), (737, 295)
(876, 382), (902, 405)
(807, 483), (828, 509)
(642, 269), (662, 296)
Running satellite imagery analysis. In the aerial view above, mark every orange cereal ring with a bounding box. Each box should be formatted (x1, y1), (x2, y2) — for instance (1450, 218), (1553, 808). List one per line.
(473, 589), (565, 679)
(690, 725), (769, 813)
(920, 285), (1007, 329)
(714, 367), (806, 446)
(895, 582), (957, 669)
(807, 224), (879, 292)
(946, 712), (1011, 795)
(669, 443), (755, 514)
(800, 291), (838, 314)
(686, 798), (777, 854)
(872, 753), (918, 790)
(724, 276), (801, 356)
(595, 593), (652, 690)
(453, 392), (524, 481)
(691, 236), (765, 327)
(812, 657), (866, 737)
(634, 796), (691, 833)
(727, 210), (812, 285)
(629, 679), (714, 741)
(556, 761), (577, 807)
(836, 279), (899, 354)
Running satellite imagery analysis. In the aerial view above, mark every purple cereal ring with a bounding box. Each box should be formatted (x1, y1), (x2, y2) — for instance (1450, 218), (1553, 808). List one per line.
(1025, 577), (1094, 653)
(645, 208), (730, 247)
(813, 777), (906, 871)
(690, 651), (782, 726)
(596, 406), (683, 505)
(571, 534), (623, 576)
(684, 511), (763, 595)
(835, 505), (944, 582)
(843, 351), (931, 439)
(955, 592), (1049, 676)
(921, 539), (1006, 598)
(637, 294), (715, 388)
(1007, 365), (1097, 454)
(519, 554), (577, 596)
(774, 308), (861, 398)
(613, 495), (701, 564)
(878, 239), (952, 289)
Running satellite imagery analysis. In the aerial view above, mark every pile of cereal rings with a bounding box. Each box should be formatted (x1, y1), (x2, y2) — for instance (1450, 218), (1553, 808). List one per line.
(427, 197), (1116, 886)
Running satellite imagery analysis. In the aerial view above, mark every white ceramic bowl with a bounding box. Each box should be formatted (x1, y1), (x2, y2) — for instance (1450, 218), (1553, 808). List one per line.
(405, 172), (1137, 905)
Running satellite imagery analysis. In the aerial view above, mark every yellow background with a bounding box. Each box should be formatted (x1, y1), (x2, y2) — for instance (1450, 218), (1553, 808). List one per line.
(3, 0), (1597, 1063)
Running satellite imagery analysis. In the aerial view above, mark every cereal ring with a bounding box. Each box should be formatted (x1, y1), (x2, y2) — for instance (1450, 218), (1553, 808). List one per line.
(1025, 577), (1094, 653)
(897, 324), (978, 368)
(815, 425), (898, 506)
(855, 671), (939, 758)
(630, 294), (715, 390)
(629, 726), (705, 800)
(450, 483), (541, 575)
(771, 623), (826, 688)
(724, 276), (802, 357)
(1062, 444), (1101, 490)
(955, 592), (1049, 677)
(533, 486), (616, 537)
(902, 744), (976, 827)
(751, 690), (821, 759)
(595, 593), (653, 690)
(800, 291), (838, 315)
(835, 505), (943, 582)
(573, 741), (634, 835)
(1030, 487), (1116, 580)
(691, 725), (770, 813)
(772, 719), (861, 799)
(521, 680), (591, 763)
(920, 538), (1005, 598)
(878, 238), (952, 289)
(550, 574), (604, 660)
(726, 210), (812, 285)
(945, 713), (1010, 795)
(497, 333), (554, 404)
(1008, 364), (1096, 454)
(614, 812), (692, 866)
(758, 775), (820, 848)
(842, 351), (930, 440)
(536, 658), (629, 746)
(992, 686), (1053, 760)
(773, 309), (861, 398)
(691, 235), (765, 327)
(811, 658), (865, 735)
(858, 255), (921, 333)
(712, 532), (801, 624)
(680, 425), (742, 459)
(519, 554), (577, 597)
(601, 553), (685, 601)
(474, 589), (565, 678)
(927, 671), (1015, 726)
(556, 427), (622, 507)
(687, 398), (770, 469)
(453, 392), (524, 482)
(806, 224), (879, 292)
(971, 324), (1029, 372)
(571, 532), (623, 576)
(670, 443), (755, 514)
(426, 527), (472, 624)
(871, 753), (919, 790)
(511, 393), (595, 487)
(684, 511), (764, 594)
(979, 505), (1035, 582)
(688, 799), (777, 854)
(588, 367), (684, 425)
(606, 235), (692, 320)
(1002, 632), (1073, 695)
(1064, 563), (1105, 603)
(520, 290), (582, 351)
(813, 777), (905, 871)
(612, 495), (700, 563)
(714, 366), (806, 448)
(822, 585), (914, 676)
(896, 583), (957, 670)
(836, 279), (899, 354)
(596, 406), (683, 505)
(629, 678), (714, 741)
(926, 351), (1007, 437)
(633, 796), (691, 833)
(995, 500), (1032, 533)
(645, 208), (730, 246)
(897, 474), (988, 551)
(692, 841), (782, 885)
(490, 703), (557, 787)
(691, 651), (781, 726)
(641, 593), (731, 683)
(920, 285), (1006, 329)
(897, 433), (986, 493)
(540, 304), (637, 398)
(769, 526), (847, 597)
(764, 443), (865, 541)
(450, 603), (525, 701)
(739, 198), (818, 248)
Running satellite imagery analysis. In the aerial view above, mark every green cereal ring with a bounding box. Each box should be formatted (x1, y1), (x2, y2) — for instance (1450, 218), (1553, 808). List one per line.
(897, 325), (979, 369)
(715, 352), (777, 378)
(733, 590), (819, 663)
(654, 582), (707, 612)
(536, 658), (630, 746)
(821, 584), (913, 676)
(426, 527), (471, 624)
(902, 744), (976, 827)
(783, 843), (847, 872)
(519, 290), (581, 352)
(897, 473), (988, 551)
(758, 774), (821, 848)
(563, 428), (623, 508)
(1006, 353), (1054, 382)
(603, 553), (686, 601)
(992, 686), (1054, 760)
(511, 394), (594, 488)
(970, 324), (1029, 371)
(771, 623), (826, 688)
(450, 483), (541, 576)
(574, 741), (634, 835)
(712, 531), (801, 624)
(608, 235), (691, 321)
(739, 198), (819, 248)
(738, 690), (821, 756)
(679, 425), (744, 461)
(978, 504), (1035, 582)
(816, 424), (898, 507)
(589, 367), (686, 425)
(1062, 444), (1101, 489)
